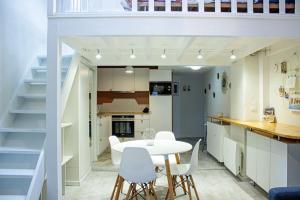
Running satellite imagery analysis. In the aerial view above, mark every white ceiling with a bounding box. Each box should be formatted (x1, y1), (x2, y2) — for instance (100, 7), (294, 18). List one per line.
(63, 36), (285, 72)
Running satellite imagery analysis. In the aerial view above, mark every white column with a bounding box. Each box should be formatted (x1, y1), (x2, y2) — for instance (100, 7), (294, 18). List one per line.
(247, 0), (253, 14)
(182, 0), (188, 12)
(258, 51), (269, 120)
(132, 0), (138, 11)
(263, 0), (269, 13)
(48, 0), (56, 15)
(166, 0), (171, 12)
(232, 0), (237, 13)
(47, 20), (62, 200)
(149, 0), (154, 11)
(279, 0), (285, 14)
(198, 0), (204, 12)
(215, 0), (221, 12)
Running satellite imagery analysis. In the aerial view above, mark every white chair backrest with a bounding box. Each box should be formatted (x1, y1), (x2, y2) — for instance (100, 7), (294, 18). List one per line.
(143, 128), (156, 139)
(109, 136), (121, 166)
(119, 147), (156, 183)
(154, 131), (176, 141)
(187, 139), (201, 175)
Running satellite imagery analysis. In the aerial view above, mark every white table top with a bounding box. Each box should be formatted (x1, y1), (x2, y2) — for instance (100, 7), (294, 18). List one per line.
(112, 140), (193, 156)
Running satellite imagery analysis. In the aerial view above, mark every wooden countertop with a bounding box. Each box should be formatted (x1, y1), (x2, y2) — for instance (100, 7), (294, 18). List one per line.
(209, 116), (300, 141)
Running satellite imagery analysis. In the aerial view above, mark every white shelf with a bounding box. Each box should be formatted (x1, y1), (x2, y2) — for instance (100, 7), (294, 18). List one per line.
(61, 155), (73, 166)
(61, 123), (72, 128)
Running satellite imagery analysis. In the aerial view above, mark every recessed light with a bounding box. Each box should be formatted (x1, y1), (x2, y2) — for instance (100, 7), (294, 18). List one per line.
(185, 66), (203, 71)
(125, 66), (134, 74)
(130, 49), (136, 59)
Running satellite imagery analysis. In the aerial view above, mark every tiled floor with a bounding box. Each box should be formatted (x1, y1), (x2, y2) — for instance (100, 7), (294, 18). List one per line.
(64, 138), (268, 200)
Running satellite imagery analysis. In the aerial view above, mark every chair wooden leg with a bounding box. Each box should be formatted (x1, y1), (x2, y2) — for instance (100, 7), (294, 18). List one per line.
(172, 176), (177, 196)
(150, 182), (158, 200)
(110, 175), (119, 200)
(145, 185), (151, 200)
(190, 175), (200, 200)
(186, 176), (192, 200)
(175, 153), (187, 195)
(132, 183), (138, 200)
(125, 184), (133, 200)
(114, 176), (124, 200)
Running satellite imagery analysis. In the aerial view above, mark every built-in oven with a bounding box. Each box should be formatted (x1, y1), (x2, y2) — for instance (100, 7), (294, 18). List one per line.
(149, 82), (172, 96)
(112, 115), (135, 138)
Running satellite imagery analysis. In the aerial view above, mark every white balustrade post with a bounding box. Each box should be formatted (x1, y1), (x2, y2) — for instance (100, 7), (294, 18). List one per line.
(166, 0), (171, 12)
(232, 0), (237, 13)
(215, 0), (221, 13)
(149, 0), (154, 12)
(198, 0), (204, 12)
(247, 0), (253, 13)
(182, 0), (188, 12)
(263, 0), (269, 14)
(48, 0), (56, 15)
(132, 0), (138, 11)
(296, 0), (300, 14)
(279, 0), (285, 14)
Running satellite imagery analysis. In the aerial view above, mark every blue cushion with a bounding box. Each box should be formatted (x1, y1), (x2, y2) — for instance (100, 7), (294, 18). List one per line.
(269, 187), (300, 200)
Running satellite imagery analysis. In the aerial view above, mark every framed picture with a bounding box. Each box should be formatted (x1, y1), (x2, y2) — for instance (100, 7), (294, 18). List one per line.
(289, 94), (300, 112)
(281, 61), (287, 74)
(173, 81), (180, 96)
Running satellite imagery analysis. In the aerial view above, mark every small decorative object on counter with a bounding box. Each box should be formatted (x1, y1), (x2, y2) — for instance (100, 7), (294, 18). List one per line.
(289, 94), (300, 112)
(281, 61), (287, 74)
(263, 107), (276, 123)
(279, 86), (285, 97)
(143, 107), (149, 113)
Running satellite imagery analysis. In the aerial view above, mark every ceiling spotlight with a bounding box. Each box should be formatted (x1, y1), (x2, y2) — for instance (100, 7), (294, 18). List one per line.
(96, 49), (102, 60)
(197, 50), (203, 60)
(230, 50), (236, 60)
(125, 66), (134, 74)
(130, 49), (136, 59)
(161, 49), (167, 59)
(185, 66), (203, 71)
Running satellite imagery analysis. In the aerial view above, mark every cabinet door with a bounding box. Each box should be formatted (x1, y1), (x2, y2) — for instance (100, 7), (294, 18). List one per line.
(98, 69), (113, 91)
(112, 68), (134, 91)
(246, 131), (257, 182)
(256, 134), (271, 192)
(270, 139), (287, 188)
(134, 69), (149, 91)
(207, 122), (217, 159)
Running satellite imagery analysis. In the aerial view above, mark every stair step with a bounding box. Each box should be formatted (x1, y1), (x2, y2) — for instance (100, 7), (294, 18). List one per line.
(18, 94), (46, 99)
(0, 169), (34, 178)
(0, 195), (26, 200)
(24, 79), (47, 85)
(0, 128), (46, 133)
(0, 147), (40, 155)
(31, 66), (68, 72)
(9, 110), (46, 115)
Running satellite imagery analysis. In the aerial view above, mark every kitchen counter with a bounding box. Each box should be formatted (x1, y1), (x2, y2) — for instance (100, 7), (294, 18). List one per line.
(209, 116), (300, 141)
(98, 112), (151, 116)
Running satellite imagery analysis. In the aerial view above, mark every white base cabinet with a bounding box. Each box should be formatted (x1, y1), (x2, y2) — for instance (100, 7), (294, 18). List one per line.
(97, 116), (111, 156)
(207, 122), (230, 162)
(134, 114), (150, 139)
(246, 131), (300, 192)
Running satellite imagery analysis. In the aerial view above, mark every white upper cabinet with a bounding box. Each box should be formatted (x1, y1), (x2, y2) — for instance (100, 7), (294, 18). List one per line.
(98, 68), (149, 92)
(112, 68), (134, 92)
(98, 68), (113, 91)
(134, 68), (149, 91)
(150, 69), (172, 81)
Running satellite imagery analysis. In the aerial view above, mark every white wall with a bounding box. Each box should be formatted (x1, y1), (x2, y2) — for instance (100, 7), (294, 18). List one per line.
(173, 73), (205, 138)
(0, 0), (47, 122)
(202, 67), (231, 119)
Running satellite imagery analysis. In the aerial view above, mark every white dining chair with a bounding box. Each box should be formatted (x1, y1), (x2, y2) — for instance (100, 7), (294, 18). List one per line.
(143, 128), (156, 140)
(109, 136), (123, 200)
(151, 131), (177, 167)
(116, 147), (158, 200)
(164, 139), (201, 200)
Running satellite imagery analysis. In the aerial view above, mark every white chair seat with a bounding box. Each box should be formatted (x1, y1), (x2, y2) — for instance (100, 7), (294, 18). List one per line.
(151, 154), (177, 166)
(163, 164), (191, 176)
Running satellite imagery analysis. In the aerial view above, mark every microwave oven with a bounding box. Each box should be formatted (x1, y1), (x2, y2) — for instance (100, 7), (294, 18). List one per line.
(149, 82), (172, 96)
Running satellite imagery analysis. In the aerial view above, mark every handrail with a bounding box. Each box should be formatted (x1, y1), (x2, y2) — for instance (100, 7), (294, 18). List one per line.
(53, 0), (299, 15)
(26, 149), (45, 200)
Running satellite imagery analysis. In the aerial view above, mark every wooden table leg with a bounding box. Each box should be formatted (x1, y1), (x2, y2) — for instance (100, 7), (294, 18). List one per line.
(175, 153), (187, 195)
(165, 157), (175, 200)
(114, 176), (124, 200)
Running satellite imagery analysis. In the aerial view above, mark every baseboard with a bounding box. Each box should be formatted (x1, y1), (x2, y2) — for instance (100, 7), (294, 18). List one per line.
(66, 166), (91, 186)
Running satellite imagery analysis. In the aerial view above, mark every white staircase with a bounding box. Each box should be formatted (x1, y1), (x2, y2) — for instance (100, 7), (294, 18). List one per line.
(0, 55), (72, 199)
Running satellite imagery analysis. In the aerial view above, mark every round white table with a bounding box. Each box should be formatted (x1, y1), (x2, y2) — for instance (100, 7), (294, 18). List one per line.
(112, 140), (193, 200)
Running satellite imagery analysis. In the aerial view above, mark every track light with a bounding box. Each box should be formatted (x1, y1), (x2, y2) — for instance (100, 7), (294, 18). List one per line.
(230, 50), (236, 60)
(130, 49), (136, 59)
(161, 49), (167, 59)
(125, 66), (134, 74)
(197, 50), (203, 60)
(96, 49), (102, 60)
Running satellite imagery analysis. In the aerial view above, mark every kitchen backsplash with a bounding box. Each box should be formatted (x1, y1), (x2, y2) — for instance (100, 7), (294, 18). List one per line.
(98, 99), (148, 113)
